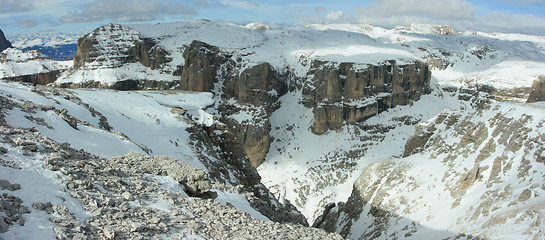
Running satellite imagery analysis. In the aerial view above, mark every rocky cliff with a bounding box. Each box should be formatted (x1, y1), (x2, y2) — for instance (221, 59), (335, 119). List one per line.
(0, 29), (12, 52)
(303, 60), (431, 134)
(57, 23), (176, 88)
(73, 23), (170, 70)
(0, 48), (68, 85)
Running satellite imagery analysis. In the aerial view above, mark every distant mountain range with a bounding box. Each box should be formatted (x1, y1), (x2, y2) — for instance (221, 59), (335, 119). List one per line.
(7, 32), (80, 61)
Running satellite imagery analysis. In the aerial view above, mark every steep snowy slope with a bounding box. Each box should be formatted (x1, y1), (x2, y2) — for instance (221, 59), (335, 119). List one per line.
(314, 99), (545, 239)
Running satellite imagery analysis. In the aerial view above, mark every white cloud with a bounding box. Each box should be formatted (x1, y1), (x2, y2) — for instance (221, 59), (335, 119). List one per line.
(325, 11), (344, 21)
(61, 0), (196, 23)
(358, 0), (475, 21)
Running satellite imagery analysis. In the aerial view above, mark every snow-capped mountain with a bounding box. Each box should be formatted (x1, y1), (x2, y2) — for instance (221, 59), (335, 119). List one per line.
(1, 20), (545, 239)
(9, 32), (80, 61)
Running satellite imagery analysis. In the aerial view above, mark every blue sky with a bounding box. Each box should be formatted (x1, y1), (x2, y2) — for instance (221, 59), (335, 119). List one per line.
(1, 0), (545, 36)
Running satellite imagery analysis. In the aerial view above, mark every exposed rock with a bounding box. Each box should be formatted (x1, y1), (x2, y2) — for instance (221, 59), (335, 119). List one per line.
(0, 48), (65, 85)
(58, 79), (179, 91)
(179, 40), (225, 92)
(527, 76), (545, 103)
(113, 152), (212, 196)
(0, 193), (31, 233)
(73, 23), (171, 70)
(305, 60), (431, 134)
(0, 29), (12, 52)
(314, 102), (545, 240)
(0, 180), (20, 191)
(223, 62), (287, 112)
(0, 114), (338, 239)
(403, 117), (438, 157)
(187, 122), (307, 225)
(1, 70), (61, 85)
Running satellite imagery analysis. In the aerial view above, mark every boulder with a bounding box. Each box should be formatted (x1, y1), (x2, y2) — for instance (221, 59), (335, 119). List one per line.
(527, 76), (545, 103)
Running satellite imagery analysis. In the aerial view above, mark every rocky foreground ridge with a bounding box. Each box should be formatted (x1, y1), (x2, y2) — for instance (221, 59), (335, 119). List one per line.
(0, 86), (341, 239)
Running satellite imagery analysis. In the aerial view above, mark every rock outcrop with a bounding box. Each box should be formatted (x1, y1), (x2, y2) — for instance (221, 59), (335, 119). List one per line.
(178, 40), (226, 92)
(178, 41), (289, 168)
(73, 23), (170, 70)
(0, 48), (67, 85)
(1, 70), (61, 85)
(304, 60), (431, 134)
(0, 29), (12, 52)
(527, 76), (545, 103)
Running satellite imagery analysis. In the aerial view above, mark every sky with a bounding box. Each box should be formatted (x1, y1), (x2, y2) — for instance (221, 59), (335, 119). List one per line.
(1, 0), (545, 36)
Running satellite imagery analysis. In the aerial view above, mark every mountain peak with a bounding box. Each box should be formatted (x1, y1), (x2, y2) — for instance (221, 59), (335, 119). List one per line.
(0, 29), (13, 52)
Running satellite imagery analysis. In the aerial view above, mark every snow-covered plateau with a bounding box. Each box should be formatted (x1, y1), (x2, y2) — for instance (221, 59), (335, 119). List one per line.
(1, 20), (545, 239)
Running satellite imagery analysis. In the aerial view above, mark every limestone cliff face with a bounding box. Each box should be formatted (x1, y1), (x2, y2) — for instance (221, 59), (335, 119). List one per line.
(304, 60), (431, 134)
(73, 23), (170, 70)
(178, 41), (286, 168)
(527, 76), (545, 103)
(0, 48), (66, 85)
(224, 62), (287, 110)
(1, 70), (61, 85)
(179, 41), (225, 92)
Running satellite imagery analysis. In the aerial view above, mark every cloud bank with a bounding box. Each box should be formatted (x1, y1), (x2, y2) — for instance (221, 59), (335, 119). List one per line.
(61, 0), (196, 23)
(310, 0), (545, 35)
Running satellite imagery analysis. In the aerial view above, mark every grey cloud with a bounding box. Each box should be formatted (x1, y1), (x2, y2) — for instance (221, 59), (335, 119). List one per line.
(475, 11), (545, 34)
(15, 18), (38, 28)
(360, 0), (475, 21)
(0, 0), (33, 14)
(61, 0), (196, 23)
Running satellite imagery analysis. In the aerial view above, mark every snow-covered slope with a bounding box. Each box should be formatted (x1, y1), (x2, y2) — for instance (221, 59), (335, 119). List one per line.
(0, 48), (71, 79)
(315, 99), (545, 239)
(0, 79), (318, 238)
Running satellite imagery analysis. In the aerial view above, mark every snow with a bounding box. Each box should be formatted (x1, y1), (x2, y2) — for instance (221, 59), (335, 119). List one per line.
(258, 85), (471, 222)
(0, 143), (90, 240)
(11, 32), (80, 49)
(0, 81), (214, 170)
(0, 48), (71, 78)
(211, 190), (270, 222)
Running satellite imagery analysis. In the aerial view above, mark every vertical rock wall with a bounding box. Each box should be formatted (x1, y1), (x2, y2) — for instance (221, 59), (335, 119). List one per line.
(304, 60), (431, 135)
